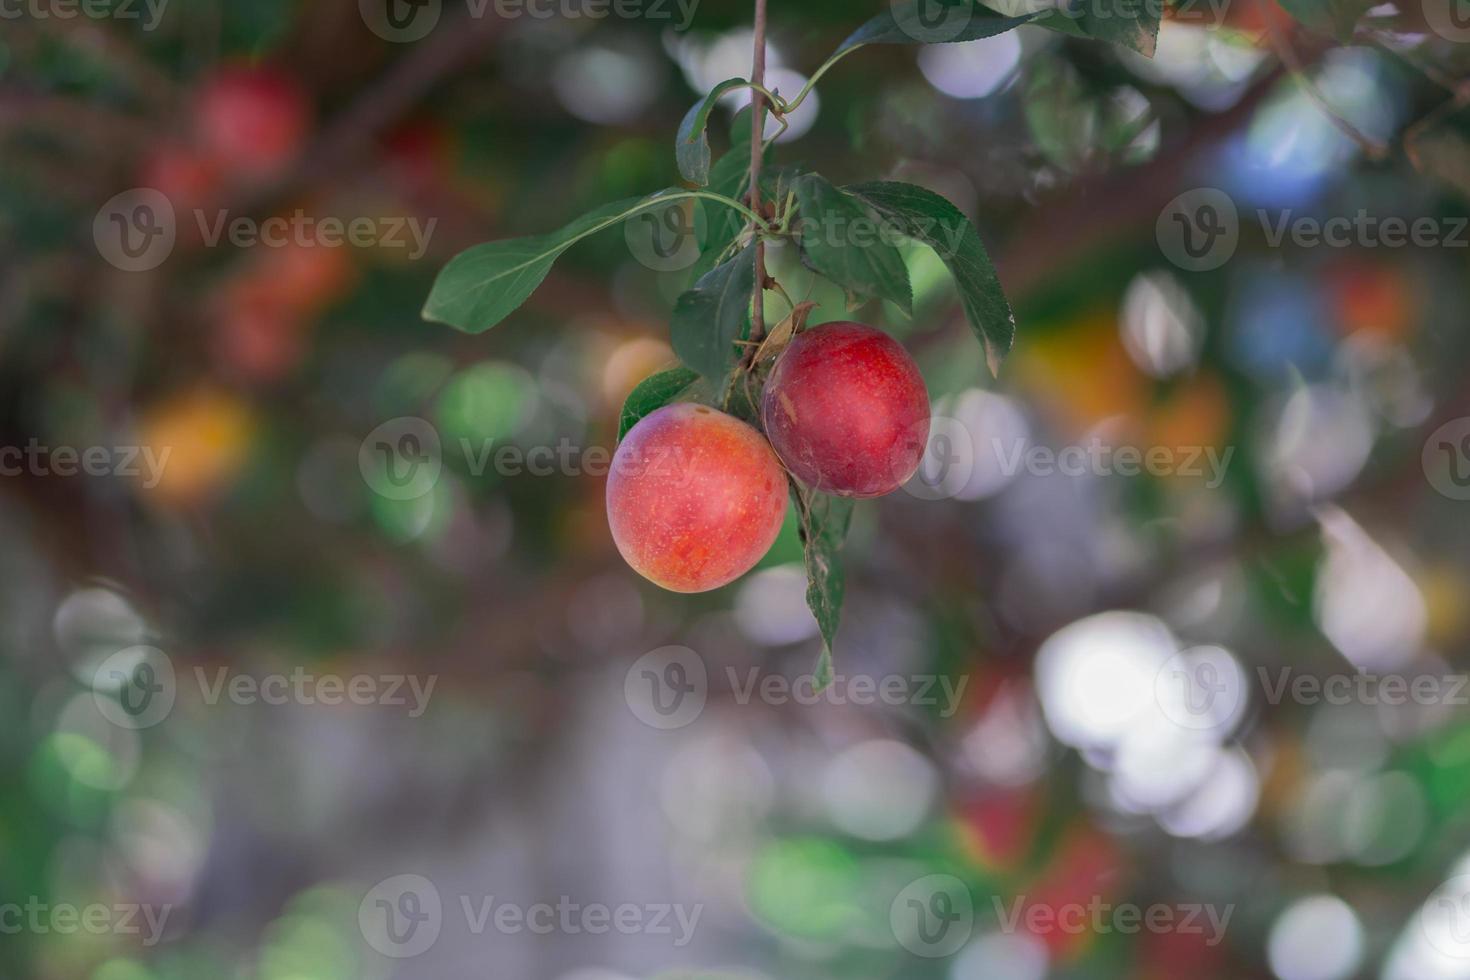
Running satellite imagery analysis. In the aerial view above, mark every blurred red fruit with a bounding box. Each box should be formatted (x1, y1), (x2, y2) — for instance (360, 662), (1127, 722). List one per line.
(195, 65), (310, 181)
(384, 119), (453, 189)
(208, 241), (353, 382)
(140, 143), (221, 213)
(213, 304), (305, 383)
(256, 240), (357, 315)
(1328, 260), (1415, 340)
(955, 789), (1040, 873)
(1017, 824), (1123, 961)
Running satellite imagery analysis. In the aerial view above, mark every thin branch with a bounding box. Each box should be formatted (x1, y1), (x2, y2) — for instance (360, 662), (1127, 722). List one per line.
(1361, 27), (1464, 95)
(748, 0), (769, 351)
(1404, 85), (1470, 163)
(1266, 17), (1390, 161)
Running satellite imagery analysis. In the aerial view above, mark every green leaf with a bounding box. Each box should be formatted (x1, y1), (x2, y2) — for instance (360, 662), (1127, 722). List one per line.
(671, 244), (757, 382)
(791, 481), (855, 691)
(618, 366), (702, 441)
(793, 174), (912, 314)
(677, 77), (750, 186)
(1022, 59), (1097, 172)
(693, 108), (765, 281)
(836, 0), (1043, 54)
(708, 105), (761, 201)
(1034, 0), (1161, 57)
(425, 194), (664, 333)
(846, 180), (1014, 375)
(1272, 0), (1370, 41)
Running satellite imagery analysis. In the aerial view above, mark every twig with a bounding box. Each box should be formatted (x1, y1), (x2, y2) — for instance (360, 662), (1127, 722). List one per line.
(1404, 86), (1470, 163)
(748, 0), (769, 350)
(1361, 27), (1464, 95)
(1266, 17), (1390, 161)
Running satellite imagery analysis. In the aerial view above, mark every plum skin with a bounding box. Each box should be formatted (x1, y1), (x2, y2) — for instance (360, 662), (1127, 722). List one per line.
(607, 403), (788, 593)
(761, 321), (931, 498)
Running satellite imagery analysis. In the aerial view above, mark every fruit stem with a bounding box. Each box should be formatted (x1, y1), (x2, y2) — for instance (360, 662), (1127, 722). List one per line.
(748, 0), (769, 351)
(748, 82), (787, 114)
(677, 190), (773, 233)
(782, 43), (863, 116)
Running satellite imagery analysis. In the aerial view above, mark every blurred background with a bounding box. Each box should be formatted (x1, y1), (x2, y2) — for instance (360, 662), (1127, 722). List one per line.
(4, 0), (1470, 977)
